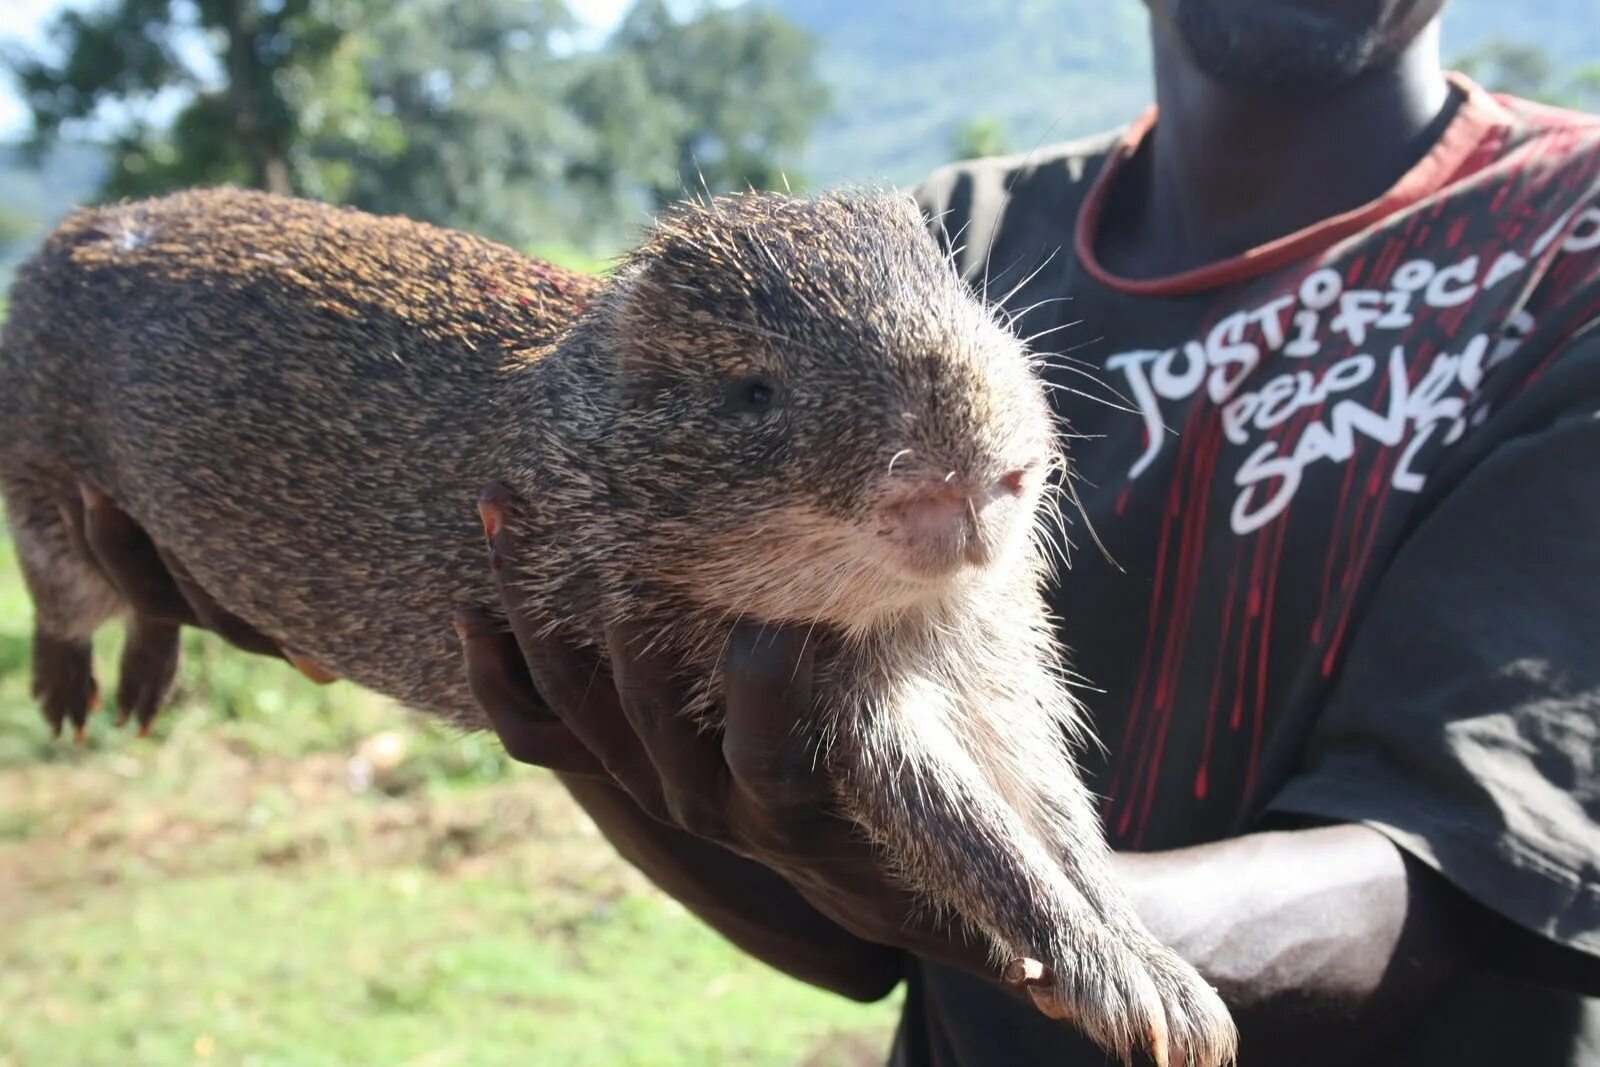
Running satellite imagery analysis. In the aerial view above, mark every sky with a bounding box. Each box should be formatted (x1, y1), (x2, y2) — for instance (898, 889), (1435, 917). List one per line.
(0, 0), (637, 140)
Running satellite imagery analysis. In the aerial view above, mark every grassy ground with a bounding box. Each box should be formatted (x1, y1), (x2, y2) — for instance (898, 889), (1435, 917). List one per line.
(0, 524), (901, 1067)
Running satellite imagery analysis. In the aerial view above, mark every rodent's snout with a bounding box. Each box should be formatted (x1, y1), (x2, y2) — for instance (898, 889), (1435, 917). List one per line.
(875, 458), (1043, 578)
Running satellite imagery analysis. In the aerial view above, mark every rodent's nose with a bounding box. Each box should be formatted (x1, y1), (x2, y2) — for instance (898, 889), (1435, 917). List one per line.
(877, 464), (1037, 576)
(881, 487), (973, 549)
(996, 467), (1029, 497)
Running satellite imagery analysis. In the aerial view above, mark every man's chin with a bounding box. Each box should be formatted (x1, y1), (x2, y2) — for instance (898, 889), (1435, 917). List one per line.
(1171, 0), (1383, 90)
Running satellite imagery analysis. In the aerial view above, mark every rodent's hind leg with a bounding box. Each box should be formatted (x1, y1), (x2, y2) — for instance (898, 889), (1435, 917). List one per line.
(116, 615), (181, 736)
(3, 473), (125, 739)
(32, 632), (100, 741)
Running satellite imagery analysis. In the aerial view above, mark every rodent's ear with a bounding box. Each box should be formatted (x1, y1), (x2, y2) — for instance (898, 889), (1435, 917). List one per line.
(594, 260), (660, 345)
(593, 259), (706, 379)
(582, 263), (691, 407)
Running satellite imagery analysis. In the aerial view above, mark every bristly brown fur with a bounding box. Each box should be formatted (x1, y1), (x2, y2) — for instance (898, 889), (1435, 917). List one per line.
(0, 186), (1235, 1066)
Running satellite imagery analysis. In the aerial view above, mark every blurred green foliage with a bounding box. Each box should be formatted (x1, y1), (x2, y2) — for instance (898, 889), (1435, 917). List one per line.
(0, 206), (33, 259)
(572, 0), (830, 214)
(950, 117), (1009, 162)
(5, 0), (831, 252)
(1455, 37), (1600, 111)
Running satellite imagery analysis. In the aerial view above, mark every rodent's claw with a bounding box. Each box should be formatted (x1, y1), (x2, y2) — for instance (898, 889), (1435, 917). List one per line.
(285, 651), (339, 685)
(1003, 945), (1236, 1067)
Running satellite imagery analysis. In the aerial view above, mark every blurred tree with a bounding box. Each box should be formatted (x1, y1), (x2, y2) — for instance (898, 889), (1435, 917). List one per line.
(7, 0), (382, 199)
(951, 116), (1009, 160)
(4, 0), (831, 250)
(322, 0), (582, 248)
(0, 205), (36, 254)
(1455, 39), (1600, 111)
(572, 0), (831, 214)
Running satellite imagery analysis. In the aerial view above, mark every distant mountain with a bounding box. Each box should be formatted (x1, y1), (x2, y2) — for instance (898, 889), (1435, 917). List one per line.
(784, 0), (1600, 188)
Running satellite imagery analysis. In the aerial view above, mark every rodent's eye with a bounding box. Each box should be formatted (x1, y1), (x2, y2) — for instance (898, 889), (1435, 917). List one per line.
(725, 373), (782, 416)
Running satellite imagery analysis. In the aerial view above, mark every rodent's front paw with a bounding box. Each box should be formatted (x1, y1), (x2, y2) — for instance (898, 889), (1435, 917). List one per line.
(1138, 942), (1237, 1067)
(1005, 929), (1237, 1067)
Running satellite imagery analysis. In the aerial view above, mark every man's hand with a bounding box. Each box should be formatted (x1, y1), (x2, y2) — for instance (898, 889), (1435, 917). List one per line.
(458, 483), (996, 979)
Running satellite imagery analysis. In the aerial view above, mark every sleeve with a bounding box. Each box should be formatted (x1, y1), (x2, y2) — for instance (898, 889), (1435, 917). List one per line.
(1267, 327), (1600, 962)
(908, 155), (1026, 280)
(910, 159), (982, 267)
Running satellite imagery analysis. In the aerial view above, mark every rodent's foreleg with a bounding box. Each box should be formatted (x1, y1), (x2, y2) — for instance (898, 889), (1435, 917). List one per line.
(984, 706), (1239, 1067)
(837, 678), (1179, 1067)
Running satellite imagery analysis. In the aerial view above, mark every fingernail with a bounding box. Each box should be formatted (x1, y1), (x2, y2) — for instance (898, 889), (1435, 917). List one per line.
(79, 483), (109, 508)
(477, 490), (503, 541)
(451, 613), (469, 641)
(1002, 958), (1050, 987)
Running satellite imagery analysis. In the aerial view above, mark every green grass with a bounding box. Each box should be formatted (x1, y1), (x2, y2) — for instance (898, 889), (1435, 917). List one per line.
(526, 242), (620, 278)
(0, 517), (900, 1066)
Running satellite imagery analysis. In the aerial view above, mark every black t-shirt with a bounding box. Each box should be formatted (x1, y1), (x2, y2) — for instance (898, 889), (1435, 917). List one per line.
(898, 73), (1600, 1066)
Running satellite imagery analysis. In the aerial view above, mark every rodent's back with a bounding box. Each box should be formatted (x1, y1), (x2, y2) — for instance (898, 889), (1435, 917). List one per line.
(0, 188), (601, 718)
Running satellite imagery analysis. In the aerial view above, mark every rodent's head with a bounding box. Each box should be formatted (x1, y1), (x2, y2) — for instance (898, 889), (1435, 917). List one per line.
(583, 190), (1059, 633)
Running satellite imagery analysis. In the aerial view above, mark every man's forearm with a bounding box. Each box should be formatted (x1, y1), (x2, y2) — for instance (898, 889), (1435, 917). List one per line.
(556, 774), (906, 1003)
(555, 780), (1468, 1046)
(1117, 823), (1470, 1063)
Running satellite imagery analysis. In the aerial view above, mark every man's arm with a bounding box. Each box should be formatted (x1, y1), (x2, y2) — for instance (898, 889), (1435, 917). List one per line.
(77, 483), (1597, 1054)
(1116, 824), (1600, 1063)
(465, 488), (1592, 1054)
(1115, 823), (1467, 1064)
(553, 772), (907, 1004)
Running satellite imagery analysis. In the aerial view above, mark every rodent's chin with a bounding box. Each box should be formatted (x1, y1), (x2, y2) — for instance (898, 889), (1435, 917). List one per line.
(889, 533), (1000, 581)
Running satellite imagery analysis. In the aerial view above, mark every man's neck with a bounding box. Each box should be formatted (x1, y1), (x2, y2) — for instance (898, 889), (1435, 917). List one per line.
(1101, 19), (1455, 280)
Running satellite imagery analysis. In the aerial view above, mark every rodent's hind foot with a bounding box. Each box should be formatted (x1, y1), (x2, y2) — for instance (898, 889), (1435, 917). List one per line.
(116, 615), (181, 737)
(32, 631), (98, 741)
(1004, 927), (1237, 1067)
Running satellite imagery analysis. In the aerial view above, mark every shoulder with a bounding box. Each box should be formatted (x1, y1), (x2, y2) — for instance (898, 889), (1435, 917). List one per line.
(1492, 90), (1600, 140)
(1466, 81), (1600, 189)
(910, 128), (1127, 278)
